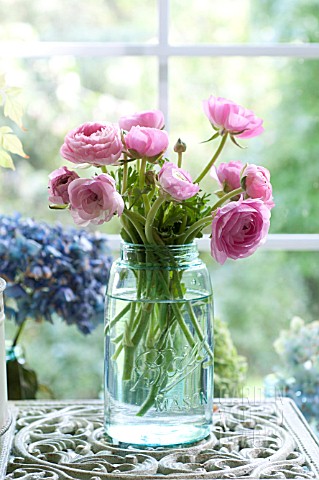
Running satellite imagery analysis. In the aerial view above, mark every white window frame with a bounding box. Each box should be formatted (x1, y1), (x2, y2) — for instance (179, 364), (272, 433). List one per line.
(2, 0), (319, 252)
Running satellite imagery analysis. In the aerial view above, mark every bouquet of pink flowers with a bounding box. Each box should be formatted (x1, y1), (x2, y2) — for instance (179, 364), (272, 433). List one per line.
(49, 95), (274, 262)
(49, 95), (273, 422)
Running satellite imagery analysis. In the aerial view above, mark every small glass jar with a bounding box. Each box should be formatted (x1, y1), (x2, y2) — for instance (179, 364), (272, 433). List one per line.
(104, 242), (214, 447)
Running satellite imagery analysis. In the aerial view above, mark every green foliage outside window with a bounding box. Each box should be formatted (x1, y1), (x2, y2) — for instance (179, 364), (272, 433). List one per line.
(1, 0), (319, 395)
(0, 75), (28, 170)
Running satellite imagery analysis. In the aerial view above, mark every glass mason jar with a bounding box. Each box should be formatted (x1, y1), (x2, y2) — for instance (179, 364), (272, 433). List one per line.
(104, 242), (214, 447)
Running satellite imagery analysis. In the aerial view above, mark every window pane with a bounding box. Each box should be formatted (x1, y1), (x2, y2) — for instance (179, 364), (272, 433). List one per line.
(170, 0), (319, 44)
(203, 249), (319, 383)
(0, 0), (157, 42)
(169, 57), (319, 233)
(0, 56), (158, 229)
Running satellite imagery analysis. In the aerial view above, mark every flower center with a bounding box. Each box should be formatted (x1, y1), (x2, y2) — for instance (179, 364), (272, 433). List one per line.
(172, 169), (188, 183)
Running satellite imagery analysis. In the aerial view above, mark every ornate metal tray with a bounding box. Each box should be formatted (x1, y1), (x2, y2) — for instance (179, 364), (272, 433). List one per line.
(0, 407), (17, 480)
(2, 398), (319, 479)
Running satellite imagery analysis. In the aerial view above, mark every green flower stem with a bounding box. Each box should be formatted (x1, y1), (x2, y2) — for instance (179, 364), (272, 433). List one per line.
(137, 157), (151, 214)
(120, 216), (137, 244)
(104, 303), (131, 334)
(113, 332), (124, 343)
(132, 304), (143, 331)
(177, 151), (183, 168)
(100, 165), (108, 174)
(122, 271), (151, 381)
(211, 187), (244, 210)
(178, 214), (188, 234)
(122, 154), (128, 194)
(157, 271), (195, 349)
(122, 302), (153, 381)
(122, 267), (195, 386)
(139, 157), (147, 189)
(122, 318), (140, 376)
(112, 342), (124, 361)
(114, 310), (148, 365)
(145, 195), (167, 244)
(131, 302), (153, 346)
(136, 315), (174, 416)
(121, 210), (146, 245)
(127, 210), (146, 225)
(178, 216), (212, 244)
(178, 187), (244, 244)
(147, 184), (155, 204)
(143, 194), (151, 215)
(153, 231), (165, 245)
(12, 317), (27, 347)
(158, 302), (168, 331)
(173, 272), (214, 361)
(194, 133), (228, 184)
(185, 225), (210, 244)
(122, 346), (136, 380)
(124, 210), (147, 242)
(137, 271), (212, 415)
(145, 305), (158, 348)
(136, 377), (161, 417)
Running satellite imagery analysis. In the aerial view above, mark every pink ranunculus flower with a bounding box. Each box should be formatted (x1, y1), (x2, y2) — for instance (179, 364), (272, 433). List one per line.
(119, 109), (165, 131)
(211, 161), (243, 192)
(211, 198), (270, 265)
(242, 164), (275, 209)
(158, 162), (200, 201)
(203, 95), (264, 139)
(60, 122), (123, 166)
(48, 166), (80, 205)
(68, 174), (124, 226)
(125, 126), (169, 159)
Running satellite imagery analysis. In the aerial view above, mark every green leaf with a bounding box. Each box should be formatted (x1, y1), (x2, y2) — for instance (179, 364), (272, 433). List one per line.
(214, 189), (226, 198)
(0, 126), (13, 134)
(214, 316), (247, 398)
(200, 132), (220, 144)
(49, 204), (68, 210)
(0, 131), (28, 158)
(230, 135), (246, 149)
(0, 148), (15, 169)
(4, 93), (25, 129)
(5, 86), (22, 96)
(120, 227), (132, 243)
(6, 357), (38, 400)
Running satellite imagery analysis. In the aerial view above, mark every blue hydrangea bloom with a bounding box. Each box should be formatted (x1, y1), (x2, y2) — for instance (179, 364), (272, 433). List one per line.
(0, 214), (113, 334)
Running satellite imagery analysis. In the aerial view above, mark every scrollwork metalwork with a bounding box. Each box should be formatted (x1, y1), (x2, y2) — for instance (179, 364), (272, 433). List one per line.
(1, 399), (318, 479)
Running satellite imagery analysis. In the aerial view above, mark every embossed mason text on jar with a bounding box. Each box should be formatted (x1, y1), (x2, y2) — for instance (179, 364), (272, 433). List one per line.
(104, 242), (214, 447)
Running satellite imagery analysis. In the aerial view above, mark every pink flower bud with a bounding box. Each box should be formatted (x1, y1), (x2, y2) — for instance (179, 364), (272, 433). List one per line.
(211, 161), (243, 192)
(48, 166), (80, 205)
(68, 174), (124, 226)
(119, 109), (165, 131)
(242, 164), (274, 209)
(158, 162), (199, 201)
(60, 122), (123, 166)
(125, 126), (169, 159)
(203, 95), (264, 139)
(211, 198), (270, 264)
